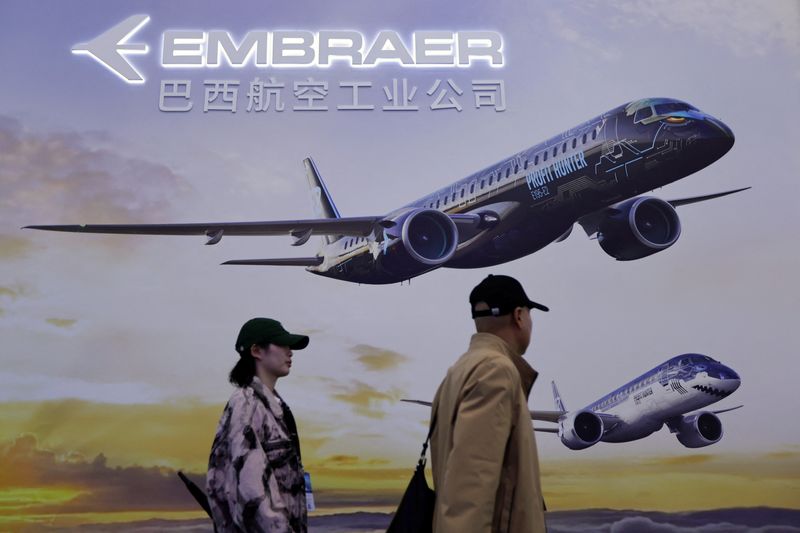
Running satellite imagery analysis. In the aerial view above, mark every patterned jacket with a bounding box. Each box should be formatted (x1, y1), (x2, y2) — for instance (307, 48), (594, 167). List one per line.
(207, 376), (307, 532)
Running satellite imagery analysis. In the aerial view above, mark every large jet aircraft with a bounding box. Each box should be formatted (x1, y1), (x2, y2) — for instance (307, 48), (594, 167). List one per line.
(27, 97), (745, 285)
(405, 353), (742, 450)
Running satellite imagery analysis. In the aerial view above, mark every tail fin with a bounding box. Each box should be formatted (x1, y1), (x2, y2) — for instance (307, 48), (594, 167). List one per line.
(304, 157), (341, 245)
(304, 157), (341, 219)
(551, 381), (566, 412)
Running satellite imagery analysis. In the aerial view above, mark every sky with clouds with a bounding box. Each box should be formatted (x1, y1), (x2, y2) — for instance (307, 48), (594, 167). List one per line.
(1, 0), (799, 527)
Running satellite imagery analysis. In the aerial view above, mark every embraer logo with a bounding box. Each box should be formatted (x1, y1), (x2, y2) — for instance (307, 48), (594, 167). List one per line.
(72, 15), (150, 84)
(72, 15), (504, 85)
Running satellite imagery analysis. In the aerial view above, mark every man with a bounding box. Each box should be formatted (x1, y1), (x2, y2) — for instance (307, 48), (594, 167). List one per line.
(207, 318), (310, 533)
(430, 274), (548, 533)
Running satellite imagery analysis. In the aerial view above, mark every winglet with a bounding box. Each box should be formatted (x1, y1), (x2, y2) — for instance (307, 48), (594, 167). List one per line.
(551, 381), (566, 412)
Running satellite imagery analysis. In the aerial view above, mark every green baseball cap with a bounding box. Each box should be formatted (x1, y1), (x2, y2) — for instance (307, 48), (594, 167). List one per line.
(235, 318), (310, 355)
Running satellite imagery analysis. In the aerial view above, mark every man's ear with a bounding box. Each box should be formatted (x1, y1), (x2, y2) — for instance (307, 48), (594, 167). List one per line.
(512, 307), (525, 328)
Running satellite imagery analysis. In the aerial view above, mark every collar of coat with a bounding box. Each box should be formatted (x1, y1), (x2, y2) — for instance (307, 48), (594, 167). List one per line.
(248, 376), (285, 422)
(470, 332), (538, 399)
(248, 376), (303, 461)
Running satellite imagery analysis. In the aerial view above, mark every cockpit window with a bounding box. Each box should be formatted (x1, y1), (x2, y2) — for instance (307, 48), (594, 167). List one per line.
(634, 106), (653, 123)
(654, 102), (697, 115)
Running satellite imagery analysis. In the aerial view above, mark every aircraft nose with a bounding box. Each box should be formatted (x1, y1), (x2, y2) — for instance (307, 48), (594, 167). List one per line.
(713, 364), (741, 391)
(699, 114), (735, 155)
(706, 115), (735, 142)
(694, 363), (740, 397)
(718, 364), (740, 381)
(705, 362), (736, 378)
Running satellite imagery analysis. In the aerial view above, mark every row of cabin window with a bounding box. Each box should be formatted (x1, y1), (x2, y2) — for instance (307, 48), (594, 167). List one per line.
(425, 129), (599, 210)
(426, 166), (509, 209)
(527, 128), (598, 170)
(598, 373), (658, 408)
(344, 129), (604, 250)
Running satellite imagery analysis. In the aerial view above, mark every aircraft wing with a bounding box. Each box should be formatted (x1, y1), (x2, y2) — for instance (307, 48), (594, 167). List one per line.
(577, 187), (751, 237)
(25, 212), (499, 245)
(530, 409), (620, 424)
(404, 400), (569, 434)
(25, 216), (384, 243)
(407, 402), (621, 428)
(668, 187), (751, 208)
(710, 404), (743, 415)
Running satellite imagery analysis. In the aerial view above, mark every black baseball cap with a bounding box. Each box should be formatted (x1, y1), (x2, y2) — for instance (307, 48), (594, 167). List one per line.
(469, 274), (549, 318)
(235, 318), (309, 355)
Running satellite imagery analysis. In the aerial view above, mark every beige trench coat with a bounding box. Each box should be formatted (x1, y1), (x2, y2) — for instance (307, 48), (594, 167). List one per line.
(431, 333), (546, 533)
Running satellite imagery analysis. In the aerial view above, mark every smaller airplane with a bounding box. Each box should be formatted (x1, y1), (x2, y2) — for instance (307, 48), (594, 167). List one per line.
(403, 353), (741, 449)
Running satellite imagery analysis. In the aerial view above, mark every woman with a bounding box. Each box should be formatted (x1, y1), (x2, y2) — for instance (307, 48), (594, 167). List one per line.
(207, 317), (309, 532)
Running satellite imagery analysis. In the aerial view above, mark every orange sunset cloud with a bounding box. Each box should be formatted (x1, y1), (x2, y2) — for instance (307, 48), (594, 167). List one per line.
(0, 400), (797, 529)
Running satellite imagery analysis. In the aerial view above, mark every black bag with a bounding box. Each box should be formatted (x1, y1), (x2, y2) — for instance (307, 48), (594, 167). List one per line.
(386, 420), (436, 533)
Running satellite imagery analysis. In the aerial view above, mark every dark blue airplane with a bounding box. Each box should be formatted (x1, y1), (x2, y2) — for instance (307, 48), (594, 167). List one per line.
(27, 97), (745, 284)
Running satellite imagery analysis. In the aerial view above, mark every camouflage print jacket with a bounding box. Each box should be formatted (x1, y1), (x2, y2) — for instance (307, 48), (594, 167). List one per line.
(207, 376), (307, 532)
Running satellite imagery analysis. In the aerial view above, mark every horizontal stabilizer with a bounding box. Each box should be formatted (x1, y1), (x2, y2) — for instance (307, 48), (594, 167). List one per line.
(711, 404), (743, 415)
(401, 399), (432, 407)
(530, 410), (565, 423)
(223, 257), (323, 267)
(25, 216), (382, 238)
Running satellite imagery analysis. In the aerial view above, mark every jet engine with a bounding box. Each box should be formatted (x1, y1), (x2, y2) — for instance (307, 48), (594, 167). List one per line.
(598, 197), (681, 260)
(559, 410), (604, 450)
(378, 208), (459, 278)
(670, 411), (723, 448)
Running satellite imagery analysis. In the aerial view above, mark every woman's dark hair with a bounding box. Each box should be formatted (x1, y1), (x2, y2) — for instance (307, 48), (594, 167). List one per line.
(229, 344), (266, 387)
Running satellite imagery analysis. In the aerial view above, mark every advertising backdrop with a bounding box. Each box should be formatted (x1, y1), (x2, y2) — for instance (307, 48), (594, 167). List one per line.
(1, 1), (799, 531)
